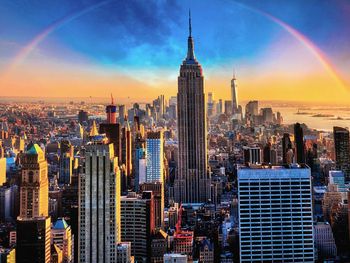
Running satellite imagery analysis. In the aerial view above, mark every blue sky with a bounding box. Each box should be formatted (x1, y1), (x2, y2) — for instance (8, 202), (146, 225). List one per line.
(0, 0), (349, 102)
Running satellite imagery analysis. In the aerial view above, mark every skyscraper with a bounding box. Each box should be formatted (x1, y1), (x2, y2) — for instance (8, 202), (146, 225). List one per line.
(294, 122), (305, 164)
(146, 131), (164, 183)
(333, 126), (350, 181)
(282, 133), (293, 164)
(17, 144), (51, 263)
(174, 11), (210, 203)
(120, 192), (155, 262)
(238, 164), (314, 262)
(19, 144), (48, 218)
(121, 119), (132, 183)
(59, 139), (74, 185)
(78, 135), (121, 263)
(231, 70), (238, 114)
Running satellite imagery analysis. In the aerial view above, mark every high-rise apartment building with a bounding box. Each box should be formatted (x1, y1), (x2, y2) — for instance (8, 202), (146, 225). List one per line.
(78, 136), (121, 263)
(282, 133), (293, 164)
(59, 140), (74, 185)
(238, 164), (314, 262)
(140, 182), (164, 229)
(146, 131), (164, 182)
(120, 192), (155, 262)
(174, 11), (210, 203)
(294, 123), (305, 164)
(333, 126), (350, 181)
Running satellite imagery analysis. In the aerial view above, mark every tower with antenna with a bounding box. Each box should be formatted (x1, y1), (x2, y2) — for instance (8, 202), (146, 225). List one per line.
(174, 10), (211, 203)
(231, 68), (238, 114)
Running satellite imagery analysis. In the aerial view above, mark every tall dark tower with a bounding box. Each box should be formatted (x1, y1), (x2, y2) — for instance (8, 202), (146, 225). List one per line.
(174, 11), (211, 203)
(100, 94), (121, 161)
(282, 133), (293, 164)
(294, 123), (305, 164)
(333, 126), (350, 181)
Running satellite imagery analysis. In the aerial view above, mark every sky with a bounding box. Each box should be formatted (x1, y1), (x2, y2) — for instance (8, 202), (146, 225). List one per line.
(0, 0), (350, 104)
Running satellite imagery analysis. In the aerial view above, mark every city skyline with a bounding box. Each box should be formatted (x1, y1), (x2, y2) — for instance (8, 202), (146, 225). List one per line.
(1, 0), (350, 103)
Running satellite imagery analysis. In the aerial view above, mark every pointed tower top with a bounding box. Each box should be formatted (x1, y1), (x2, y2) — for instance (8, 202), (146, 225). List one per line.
(233, 68), (236, 80)
(185, 9), (196, 64)
(111, 93), (114, 105)
(89, 120), (99, 137)
(189, 9), (192, 37)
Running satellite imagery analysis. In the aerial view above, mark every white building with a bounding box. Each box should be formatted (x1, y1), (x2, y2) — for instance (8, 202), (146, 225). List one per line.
(146, 131), (164, 182)
(78, 137), (121, 263)
(238, 164), (314, 262)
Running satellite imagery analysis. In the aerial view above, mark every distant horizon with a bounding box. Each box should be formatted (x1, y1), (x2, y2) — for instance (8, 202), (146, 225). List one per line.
(1, 95), (350, 107)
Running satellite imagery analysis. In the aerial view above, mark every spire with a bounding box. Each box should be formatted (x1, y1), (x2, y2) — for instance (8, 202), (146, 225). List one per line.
(185, 9), (196, 63)
(233, 67), (236, 80)
(189, 9), (192, 37)
(111, 93), (114, 105)
(89, 120), (99, 137)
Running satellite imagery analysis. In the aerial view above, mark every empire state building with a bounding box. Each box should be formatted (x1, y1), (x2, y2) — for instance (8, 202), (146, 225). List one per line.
(174, 12), (211, 203)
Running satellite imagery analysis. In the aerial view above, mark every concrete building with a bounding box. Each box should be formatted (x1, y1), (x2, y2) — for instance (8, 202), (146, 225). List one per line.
(314, 222), (337, 260)
(17, 217), (51, 263)
(17, 144), (51, 263)
(150, 230), (168, 263)
(174, 11), (211, 203)
(238, 164), (314, 262)
(140, 182), (164, 229)
(58, 140), (74, 185)
(243, 146), (261, 164)
(163, 254), (187, 263)
(116, 242), (134, 263)
(333, 126), (350, 181)
(120, 192), (155, 262)
(19, 144), (48, 218)
(78, 136), (120, 263)
(51, 218), (73, 263)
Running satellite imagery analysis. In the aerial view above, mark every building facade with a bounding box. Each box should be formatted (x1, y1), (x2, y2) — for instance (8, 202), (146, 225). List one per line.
(238, 164), (314, 262)
(146, 131), (164, 182)
(78, 138), (120, 263)
(174, 12), (210, 203)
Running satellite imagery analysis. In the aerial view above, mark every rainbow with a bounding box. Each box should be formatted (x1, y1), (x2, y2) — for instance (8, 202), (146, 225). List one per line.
(1, 0), (114, 77)
(2, 0), (348, 91)
(230, 1), (347, 90)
